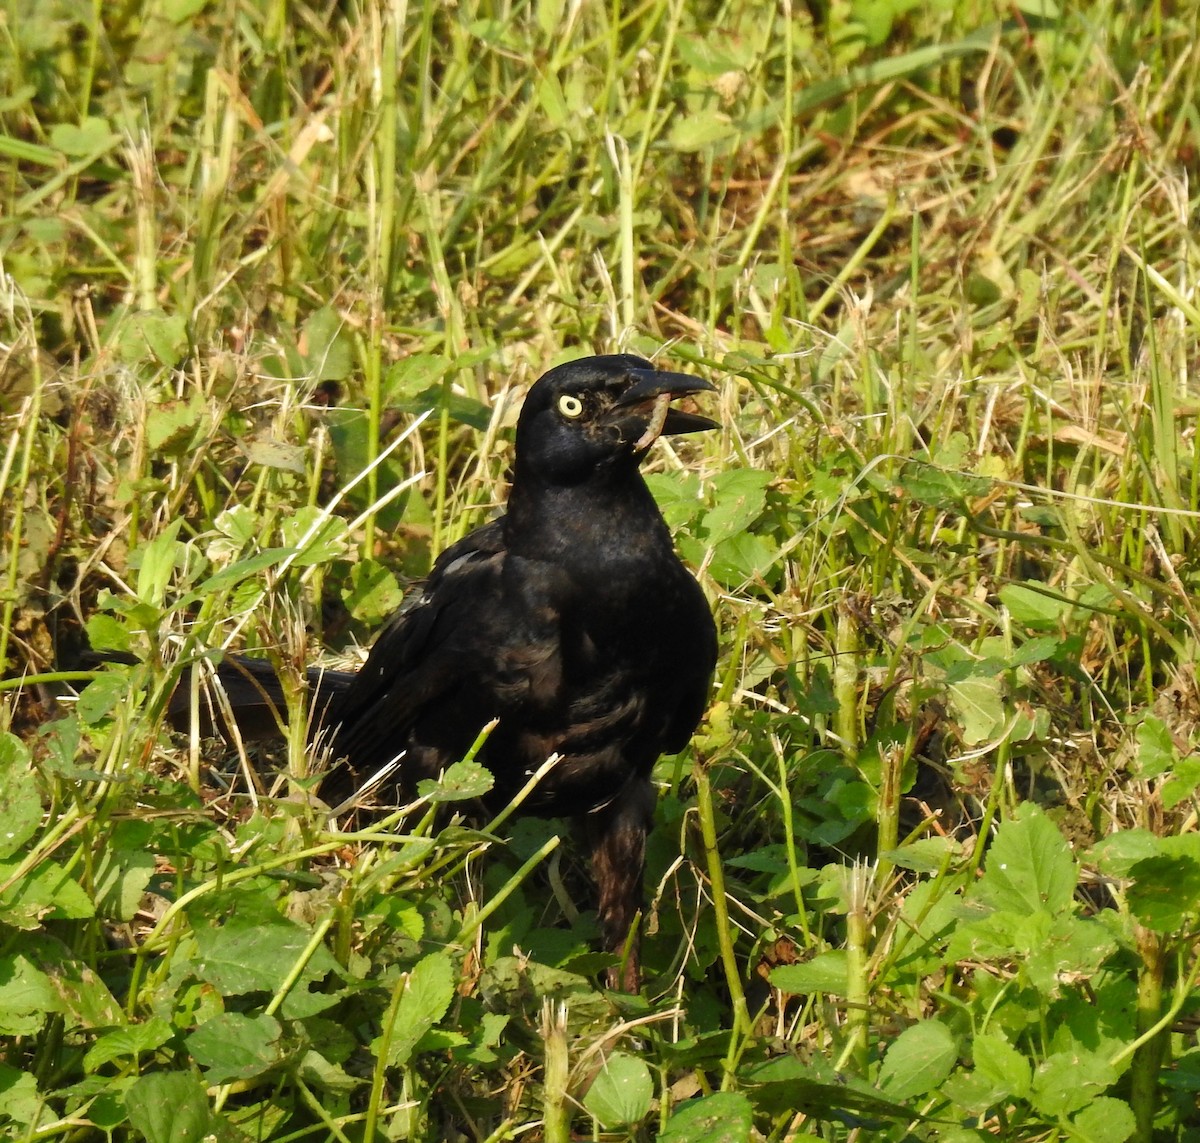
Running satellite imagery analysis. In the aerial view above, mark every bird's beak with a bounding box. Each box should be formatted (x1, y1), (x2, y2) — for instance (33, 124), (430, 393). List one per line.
(610, 368), (719, 450)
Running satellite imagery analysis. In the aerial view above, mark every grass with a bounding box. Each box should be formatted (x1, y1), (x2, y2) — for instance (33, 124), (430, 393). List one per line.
(3, 0), (1200, 1139)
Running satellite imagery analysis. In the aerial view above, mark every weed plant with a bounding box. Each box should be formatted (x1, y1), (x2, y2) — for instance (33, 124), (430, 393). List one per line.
(2, 0), (1200, 1139)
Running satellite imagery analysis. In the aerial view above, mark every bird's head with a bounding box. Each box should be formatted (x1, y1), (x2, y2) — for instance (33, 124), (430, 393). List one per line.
(514, 354), (717, 486)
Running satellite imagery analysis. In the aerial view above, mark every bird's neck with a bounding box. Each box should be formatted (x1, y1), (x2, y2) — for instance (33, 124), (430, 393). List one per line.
(504, 468), (672, 571)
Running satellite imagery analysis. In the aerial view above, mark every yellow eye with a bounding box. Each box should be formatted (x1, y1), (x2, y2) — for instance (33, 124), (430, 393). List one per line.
(557, 394), (585, 418)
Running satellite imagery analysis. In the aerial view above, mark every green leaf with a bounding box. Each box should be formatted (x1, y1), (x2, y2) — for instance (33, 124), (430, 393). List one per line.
(0, 955), (59, 1035)
(998, 582), (1071, 629)
(882, 836), (963, 873)
(84, 1018), (174, 1073)
(85, 612), (132, 654)
(301, 306), (353, 381)
(972, 804), (1077, 916)
(660, 1092), (752, 1143)
(1029, 1048), (1115, 1116)
(342, 559), (404, 624)
(120, 312), (189, 370)
(702, 469), (772, 544)
(187, 1011), (283, 1083)
(0, 734), (40, 859)
(49, 116), (119, 157)
(1126, 854), (1200, 932)
(192, 920), (342, 1015)
(378, 951), (456, 1068)
(162, 0), (210, 19)
(280, 508), (349, 566)
(1023, 915), (1117, 995)
(1088, 828), (1160, 876)
(583, 1051), (654, 1127)
(668, 108), (739, 152)
(0, 1064), (42, 1129)
(125, 1071), (220, 1143)
(134, 518), (185, 608)
(947, 671), (1005, 745)
(93, 847), (156, 922)
(241, 437), (307, 474)
(1010, 635), (1064, 666)
(1162, 756), (1200, 809)
(877, 1019), (957, 1100)
(417, 759), (495, 803)
(972, 1032), (1031, 1099)
(768, 950), (849, 995)
(76, 669), (130, 725)
(192, 548), (292, 597)
(0, 857), (95, 927)
(1135, 714), (1178, 778)
(1071, 1096), (1136, 1143)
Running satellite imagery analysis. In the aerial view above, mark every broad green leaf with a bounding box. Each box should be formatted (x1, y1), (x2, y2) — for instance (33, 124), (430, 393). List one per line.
(877, 1019), (957, 1100)
(417, 759), (494, 802)
(0, 734), (40, 859)
(76, 669), (130, 725)
(301, 306), (353, 381)
(660, 1092), (752, 1143)
(1029, 1048), (1115, 1117)
(280, 507), (349, 565)
(192, 547), (292, 596)
(0, 955), (59, 1035)
(744, 1055), (920, 1118)
(668, 108), (739, 152)
(583, 1051), (653, 1127)
(999, 582), (1071, 629)
(1071, 1096), (1136, 1143)
(0, 1064), (42, 1129)
(768, 950), (849, 995)
(162, 0), (210, 19)
(187, 1012), (283, 1083)
(85, 612), (132, 654)
(192, 920), (342, 1016)
(1162, 756), (1200, 809)
(882, 836), (963, 873)
(241, 438), (306, 474)
(1010, 635), (1063, 666)
(972, 804), (1076, 916)
(93, 847), (155, 922)
(377, 951), (456, 1068)
(50, 116), (119, 157)
(84, 1018), (173, 1073)
(702, 469), (772, 544)
(120, 312), (189, 370)
(1126, 855), (1200, 932)
(947, 671), (1005, 744)
(972, 1032), (1031, 1099)
(0, 857), (95, 927)
(125, 1071), (218, 1143)
(1023, 915), (1117, 995)
(296, 1049), (359, 1095)
(343, 559), (404, 624)
(1135, 714), (1177, 778)
(1088, 829), (1160, 877)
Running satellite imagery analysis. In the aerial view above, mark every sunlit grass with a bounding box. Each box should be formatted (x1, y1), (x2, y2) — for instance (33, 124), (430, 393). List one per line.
(3, 0), (1200, 1138)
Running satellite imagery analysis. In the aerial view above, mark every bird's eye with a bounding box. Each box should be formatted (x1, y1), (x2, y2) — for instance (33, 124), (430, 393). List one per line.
(557, 394), (585, 418)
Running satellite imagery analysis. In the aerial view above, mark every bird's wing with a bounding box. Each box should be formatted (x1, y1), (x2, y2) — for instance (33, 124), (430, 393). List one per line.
(324, 517), (539, 773)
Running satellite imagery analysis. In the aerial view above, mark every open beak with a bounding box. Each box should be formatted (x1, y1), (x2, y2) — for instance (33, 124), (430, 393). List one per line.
(608, 368), (719, 450)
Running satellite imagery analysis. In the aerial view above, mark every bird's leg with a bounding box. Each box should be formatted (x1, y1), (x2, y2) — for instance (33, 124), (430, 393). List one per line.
(585, 777), (656, 992)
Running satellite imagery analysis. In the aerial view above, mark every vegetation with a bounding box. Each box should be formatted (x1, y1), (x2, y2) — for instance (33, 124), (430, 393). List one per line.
(2, 0), (1199, 1138)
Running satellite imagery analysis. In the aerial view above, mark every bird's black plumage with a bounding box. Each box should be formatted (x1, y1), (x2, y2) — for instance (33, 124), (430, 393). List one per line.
(176, 354), (718, 989)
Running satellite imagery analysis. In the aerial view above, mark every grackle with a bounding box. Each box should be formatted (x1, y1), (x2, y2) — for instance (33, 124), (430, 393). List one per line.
(176, 354), (718, 990)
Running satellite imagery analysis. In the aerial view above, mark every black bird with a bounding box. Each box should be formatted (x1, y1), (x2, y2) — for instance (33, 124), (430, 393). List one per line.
(177, 354), (718, 989)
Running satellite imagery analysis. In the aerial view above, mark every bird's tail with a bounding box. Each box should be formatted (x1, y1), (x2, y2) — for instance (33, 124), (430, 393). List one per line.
(167, 654), (354, 745)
